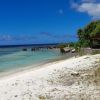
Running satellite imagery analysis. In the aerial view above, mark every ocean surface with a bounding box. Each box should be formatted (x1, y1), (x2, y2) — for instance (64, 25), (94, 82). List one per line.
(0, 44), (63, 74)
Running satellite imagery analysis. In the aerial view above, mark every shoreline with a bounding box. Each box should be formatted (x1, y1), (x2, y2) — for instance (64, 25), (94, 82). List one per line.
(0, 53), (97, 81)
(0, 52), (77, 79)
(0, 54), (77, 82)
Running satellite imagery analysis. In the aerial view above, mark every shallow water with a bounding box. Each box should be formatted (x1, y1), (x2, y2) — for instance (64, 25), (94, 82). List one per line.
(0, 47), (62, 73)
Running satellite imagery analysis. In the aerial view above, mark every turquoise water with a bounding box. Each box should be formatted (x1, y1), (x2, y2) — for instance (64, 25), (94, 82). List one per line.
(0, 48), (61, 72)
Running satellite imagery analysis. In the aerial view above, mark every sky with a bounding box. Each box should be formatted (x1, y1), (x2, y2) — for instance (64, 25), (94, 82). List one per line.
(0, 0), (100, 45)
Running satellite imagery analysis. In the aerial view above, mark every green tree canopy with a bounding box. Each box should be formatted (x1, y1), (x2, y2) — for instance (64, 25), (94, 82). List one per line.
(77, 20), (100, 47)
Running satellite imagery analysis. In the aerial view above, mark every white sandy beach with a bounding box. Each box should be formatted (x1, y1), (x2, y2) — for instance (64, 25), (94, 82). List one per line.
(0, 54), (100, 100)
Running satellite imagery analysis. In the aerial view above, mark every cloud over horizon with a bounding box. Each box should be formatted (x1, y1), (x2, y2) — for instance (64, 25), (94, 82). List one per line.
(40, 32), (77, 39)
(0, 34), (37, 41)
(0, 32), (77, 44)
(71, 0), (100, 19)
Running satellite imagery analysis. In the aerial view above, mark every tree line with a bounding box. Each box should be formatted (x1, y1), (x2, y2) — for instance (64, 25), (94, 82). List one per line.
(77, 20), (100, 48)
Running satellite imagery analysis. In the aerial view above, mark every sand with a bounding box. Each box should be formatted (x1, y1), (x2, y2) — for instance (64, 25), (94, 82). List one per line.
(0, 54), (100, 100)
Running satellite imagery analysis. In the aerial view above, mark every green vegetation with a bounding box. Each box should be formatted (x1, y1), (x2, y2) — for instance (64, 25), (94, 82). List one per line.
(58, 20), (100, 49)
(57, 20), (100, 55)
(77, 20), (100, 47)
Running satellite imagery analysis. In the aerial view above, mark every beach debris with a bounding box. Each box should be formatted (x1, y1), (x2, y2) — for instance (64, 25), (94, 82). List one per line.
(71, 72), (80, 76)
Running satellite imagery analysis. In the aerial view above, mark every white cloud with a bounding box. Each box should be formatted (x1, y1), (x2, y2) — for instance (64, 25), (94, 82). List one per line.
(78, 3), (100, 19)
(81, 0), (95, 3)
(0, 34), (37, 41)
(71, 0), (100, 19)
(0, 35), (12, 41)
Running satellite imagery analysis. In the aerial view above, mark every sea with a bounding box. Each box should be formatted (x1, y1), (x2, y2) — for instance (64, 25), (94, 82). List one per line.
(0, 43), (76, 76)
(0, 44), (65, 74)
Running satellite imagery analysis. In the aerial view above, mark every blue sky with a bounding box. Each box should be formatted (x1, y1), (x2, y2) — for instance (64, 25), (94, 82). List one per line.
(0, 0), (99, 45)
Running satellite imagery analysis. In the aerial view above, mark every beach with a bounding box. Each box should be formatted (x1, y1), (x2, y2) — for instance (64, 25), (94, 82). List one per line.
(0, 0), (100, 99)
(0, 54), (100, 100)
